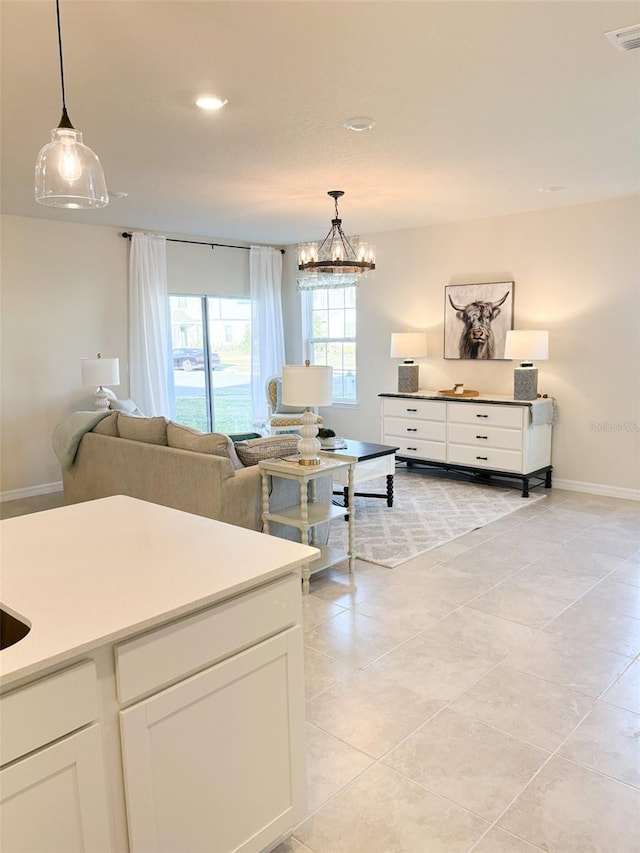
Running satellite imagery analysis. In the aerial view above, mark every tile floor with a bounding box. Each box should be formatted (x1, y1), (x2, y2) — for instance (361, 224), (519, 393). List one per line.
(3, 486), (639, 852)
(276, 486), (640, 853)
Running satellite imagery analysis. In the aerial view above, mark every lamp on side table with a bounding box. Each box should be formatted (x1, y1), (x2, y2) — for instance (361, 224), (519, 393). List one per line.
(282, 361), (333, 465)
(80, 353), (120, 410)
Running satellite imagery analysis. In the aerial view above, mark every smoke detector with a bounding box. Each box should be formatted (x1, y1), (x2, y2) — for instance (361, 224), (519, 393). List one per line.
(605, 24), (640, 52)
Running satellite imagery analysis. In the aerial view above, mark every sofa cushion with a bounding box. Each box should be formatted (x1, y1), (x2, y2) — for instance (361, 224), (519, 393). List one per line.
(91, 411), (119, 436)
(167, 422), (243, 469)
(109, 398), (145, 417)
(234, 435), (300, 467)
(275, 377), (306, 414)
(118, 413), (168, 445)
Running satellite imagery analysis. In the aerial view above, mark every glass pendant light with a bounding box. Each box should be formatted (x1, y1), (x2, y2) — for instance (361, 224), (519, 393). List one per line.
(35, 0), (108, 209)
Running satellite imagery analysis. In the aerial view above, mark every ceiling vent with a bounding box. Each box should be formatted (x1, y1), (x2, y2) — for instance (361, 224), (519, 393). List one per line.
(605, 24), (640, 51)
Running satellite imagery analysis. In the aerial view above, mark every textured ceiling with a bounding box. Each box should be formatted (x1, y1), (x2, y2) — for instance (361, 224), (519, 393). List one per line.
(2, 0), (639, 244)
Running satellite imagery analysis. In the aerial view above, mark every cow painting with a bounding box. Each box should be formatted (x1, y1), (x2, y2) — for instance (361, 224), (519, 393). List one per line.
(444, 282), (514, 360)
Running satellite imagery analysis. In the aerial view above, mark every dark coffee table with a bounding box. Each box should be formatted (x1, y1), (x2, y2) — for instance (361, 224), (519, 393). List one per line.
(319, 439), (399, 508)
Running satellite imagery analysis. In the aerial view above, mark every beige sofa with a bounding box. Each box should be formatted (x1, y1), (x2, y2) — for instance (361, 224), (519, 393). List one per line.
(62, 413), (304, 533)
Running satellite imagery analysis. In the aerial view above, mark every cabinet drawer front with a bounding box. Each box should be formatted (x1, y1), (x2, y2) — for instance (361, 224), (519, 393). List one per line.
(448, 423), (523, 451)
(447, 403), (524, 429)
(449, 443), (523, 473)
(0, 661), (98, 766)
(384, 416), (447, 442)
(116, 573), (300, 705)
(394, 439), (446, 462)
(383, 398), (446, 421)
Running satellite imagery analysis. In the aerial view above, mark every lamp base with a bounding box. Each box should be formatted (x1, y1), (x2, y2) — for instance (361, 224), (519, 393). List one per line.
(398, 363), (419, 394)
(296, 409), (322, 465)
(513, 367), (538, 401)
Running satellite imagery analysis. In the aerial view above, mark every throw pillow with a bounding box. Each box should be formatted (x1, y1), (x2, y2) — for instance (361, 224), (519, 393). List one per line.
(234, 435), (300, 467)
(118, 413), (168, 445)
(91, 411), (119, 436)
(109, 398), (145, 417)
(167, 423), (243, 470)
(275, 377), (306, 415)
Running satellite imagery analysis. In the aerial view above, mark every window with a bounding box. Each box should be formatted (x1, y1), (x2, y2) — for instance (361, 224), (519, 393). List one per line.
(304, 286), (356, 403)
(169, 295), (253, 433)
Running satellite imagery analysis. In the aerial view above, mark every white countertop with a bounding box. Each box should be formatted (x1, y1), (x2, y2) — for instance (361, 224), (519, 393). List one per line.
(0, 496), (318, 687)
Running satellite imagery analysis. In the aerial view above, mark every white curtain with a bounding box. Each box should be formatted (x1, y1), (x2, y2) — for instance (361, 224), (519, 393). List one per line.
(250, 246), (285, 427)
(129, 233), (175, 418)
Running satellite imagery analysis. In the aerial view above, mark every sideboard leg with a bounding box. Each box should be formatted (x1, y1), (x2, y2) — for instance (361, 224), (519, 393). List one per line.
(522, 478), (530, 498)
(545, 469), (553, 489)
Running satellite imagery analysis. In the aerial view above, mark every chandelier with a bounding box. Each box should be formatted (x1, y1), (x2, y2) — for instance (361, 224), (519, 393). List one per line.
(35, 0), (108, 209)
(297, 190), (375, 291)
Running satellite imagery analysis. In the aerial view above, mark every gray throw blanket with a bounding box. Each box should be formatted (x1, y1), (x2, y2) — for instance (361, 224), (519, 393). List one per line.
(52, 410), (112, 468)
(530, 398), (557, 425)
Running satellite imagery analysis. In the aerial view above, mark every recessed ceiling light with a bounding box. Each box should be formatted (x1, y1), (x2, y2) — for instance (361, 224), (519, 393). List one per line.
(195, 95), (228, 111)
(538, 185), (565, 193)
(343, 117), (376, 132)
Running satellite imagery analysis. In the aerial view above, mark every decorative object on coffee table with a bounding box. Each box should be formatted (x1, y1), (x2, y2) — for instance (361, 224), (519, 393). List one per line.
(504, 330), (549, 400)
(281, 361), (333, 465)
(390, 331), (427, 393)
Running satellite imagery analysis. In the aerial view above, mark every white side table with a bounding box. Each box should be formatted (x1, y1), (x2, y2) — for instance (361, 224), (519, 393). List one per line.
(259, 457), (355, 594)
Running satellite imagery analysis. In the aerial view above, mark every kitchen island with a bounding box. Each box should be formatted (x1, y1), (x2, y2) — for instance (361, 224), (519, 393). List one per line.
(1, 495), (318, 853)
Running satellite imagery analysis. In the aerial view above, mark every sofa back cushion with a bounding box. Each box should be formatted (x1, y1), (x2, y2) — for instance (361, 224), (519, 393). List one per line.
(92, 411), (119, 436)
(234, 435), (300, 467)
(118, 413), (168, 445)
(167, 422), (243, 469)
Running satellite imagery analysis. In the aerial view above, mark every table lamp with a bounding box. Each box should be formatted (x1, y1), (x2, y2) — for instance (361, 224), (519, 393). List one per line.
(390, 331), (427, 393)
(282, 361), (333, 465)
(504, 330), (549, 400)
(80, 353), (120, 410)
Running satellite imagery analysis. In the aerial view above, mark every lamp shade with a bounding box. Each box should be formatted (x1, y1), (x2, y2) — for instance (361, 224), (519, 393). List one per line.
(390, 332), (428, 359)
(282, 364), (333, 407)
(80, 356), (120, 387)
(504, 330), (549, 361)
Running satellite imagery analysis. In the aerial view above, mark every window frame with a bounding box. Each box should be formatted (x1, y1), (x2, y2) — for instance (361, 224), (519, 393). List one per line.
(301, 286), (357, 406)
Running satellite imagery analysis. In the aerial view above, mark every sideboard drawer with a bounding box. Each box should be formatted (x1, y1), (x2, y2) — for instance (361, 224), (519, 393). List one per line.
(449, 443), (523, 473)
(384, 416), (447, 443)
(447, 403), (524, 429)
(448, 423), (524, 452)
(383, 398), (446, 421)
(395, 438), (446, 462)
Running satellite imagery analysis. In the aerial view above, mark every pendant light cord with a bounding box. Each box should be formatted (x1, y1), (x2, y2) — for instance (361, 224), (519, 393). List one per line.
(55, 0), (73, 128)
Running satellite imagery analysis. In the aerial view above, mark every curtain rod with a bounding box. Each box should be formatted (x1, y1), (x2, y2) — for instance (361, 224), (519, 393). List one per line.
(120, 232), (285, 254)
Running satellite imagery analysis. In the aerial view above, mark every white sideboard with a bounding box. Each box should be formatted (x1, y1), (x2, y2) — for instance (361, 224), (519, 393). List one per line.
(380, 392), (553, 497)
(1, 496), (317, 853)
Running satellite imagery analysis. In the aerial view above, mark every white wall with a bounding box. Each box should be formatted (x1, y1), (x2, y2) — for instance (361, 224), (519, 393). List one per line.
(283, 196), (640, 496)
(0, 216), (253, 497)
(3, 197), (638, 497)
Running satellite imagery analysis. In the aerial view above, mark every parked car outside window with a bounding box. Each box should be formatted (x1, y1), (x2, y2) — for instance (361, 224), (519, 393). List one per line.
(172, 348), (221, 371)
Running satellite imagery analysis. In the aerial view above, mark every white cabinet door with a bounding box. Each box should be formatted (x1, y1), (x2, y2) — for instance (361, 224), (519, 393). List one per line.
(120, 628), (306, 853)
(1, 725), (112, 852)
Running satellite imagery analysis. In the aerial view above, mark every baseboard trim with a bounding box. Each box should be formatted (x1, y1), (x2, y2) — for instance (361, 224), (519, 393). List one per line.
(1, 481), (63, 503)
(553, 478), (640, 502)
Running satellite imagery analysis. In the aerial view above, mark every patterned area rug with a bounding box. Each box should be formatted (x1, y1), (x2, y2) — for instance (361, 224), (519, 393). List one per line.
(328, 468), (545, 568)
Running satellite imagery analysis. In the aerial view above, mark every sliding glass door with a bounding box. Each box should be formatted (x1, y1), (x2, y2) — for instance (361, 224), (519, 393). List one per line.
(169, 295), (252, 434)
